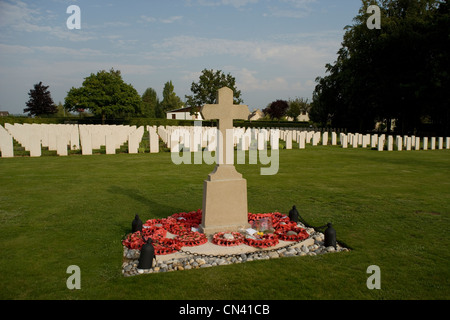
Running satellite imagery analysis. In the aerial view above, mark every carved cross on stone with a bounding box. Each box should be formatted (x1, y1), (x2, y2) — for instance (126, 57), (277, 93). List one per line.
(199, 87), (250, 234)
(201, 87), (249, 180)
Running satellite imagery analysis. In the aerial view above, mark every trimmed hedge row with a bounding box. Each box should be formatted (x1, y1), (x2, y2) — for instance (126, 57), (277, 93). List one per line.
(0, 116), (314, 129)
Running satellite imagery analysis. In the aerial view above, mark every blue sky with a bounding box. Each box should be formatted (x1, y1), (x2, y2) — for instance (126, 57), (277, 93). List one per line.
(0, 0), (363, 115)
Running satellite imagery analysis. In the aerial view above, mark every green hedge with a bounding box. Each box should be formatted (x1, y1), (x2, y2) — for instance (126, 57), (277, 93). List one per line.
(1, 115), (314, 129)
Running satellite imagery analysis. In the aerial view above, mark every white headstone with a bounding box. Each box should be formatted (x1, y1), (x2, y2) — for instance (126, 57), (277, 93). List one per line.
(342, 134), (348, 148)
(241, 129), (250, 151)
(312, 132), (320, 146)
(0, 125), (14, 158)
(358, 133), (363, 145)
(170, 130), (180, 153)
(322, 132), (328, 146)
(70, 125), (80, 150)
(80, 128), (92, 155)
(406, 137), (412, 151)
(362, 134), (369, 148)
(377, 136), (384, 151)
(387, 136), (393, 151)
(306, 131), (313, 144)
(149, 131), (159, 153)
(438, 137), (443, 150)
(422, 137), (427, 151)
(352, 134), (358, 148)
(29, 131), (41, 157)
(431, 137), (436, 150)
(56, 135), (68, 156)
(415, 137), (420, 151)
(371, 134), (378, 148)
(396, 136), (402, 151)
(105, 134), (116, 154)
(128, 126), (144, 154)
(285, 131), (292, 149)
(257, 132), (265, 151)
(48, 126), (57, 151)
(270, 129), (279, 150)
(298, 131), (305, 149)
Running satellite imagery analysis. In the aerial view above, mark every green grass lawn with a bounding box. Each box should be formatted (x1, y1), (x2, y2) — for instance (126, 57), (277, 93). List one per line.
(0, 146), (449, 300)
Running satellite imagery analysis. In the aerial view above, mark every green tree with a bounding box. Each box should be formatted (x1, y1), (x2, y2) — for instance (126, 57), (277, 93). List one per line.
(311, 0), (449, 134)
(141, 88), (159, 118)
(287, 98), (310, 121)
(54, 102), (67, 117)
(263, 100), (289, 121)
(159, 81), (183, 115)
(24, 82), (57, 117)
(64, 68), (142, 124)
(185, 69), (243, 110)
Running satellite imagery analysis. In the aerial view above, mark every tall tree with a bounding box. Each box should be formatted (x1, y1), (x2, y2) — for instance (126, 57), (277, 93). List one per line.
(141, 87), (159, 118)
(64, 68), (142, 124)
(185, 69), (243, 110)
(311, 0), (449, 135)
(287, 97), (310, 121)
(54, 102), (67, 117)
(263, 100), (289, 121)
(159, 81), (183, 114)
(24, 82), (57, 116)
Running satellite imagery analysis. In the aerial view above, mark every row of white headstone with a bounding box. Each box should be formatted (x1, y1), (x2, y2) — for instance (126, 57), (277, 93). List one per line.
(338, 132), (450, 151)
(161, 126), (450, 152)
(158, 126), (282, 152)
(277, 129), (450, 151)
(160, 127), (349, 152)
(2, 124), (449, 158)
(0, 123), (158, 157)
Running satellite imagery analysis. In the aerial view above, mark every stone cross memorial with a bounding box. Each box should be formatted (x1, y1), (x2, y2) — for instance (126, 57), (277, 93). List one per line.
(199, 87), (250, 235)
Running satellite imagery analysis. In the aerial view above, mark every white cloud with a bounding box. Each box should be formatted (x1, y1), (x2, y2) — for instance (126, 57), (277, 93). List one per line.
(140, 15), (157, 23)
(235, 68), (315, 92)
(152, 34), (338, 72)
(0, 0), (96, 42)
(161, 16), (183, 24)
(264, 0), (317, 18)
(0, 43), (34, 54)
(140, 15), (183, 24)
(33, 46), (104, 57)
(0, 0), (51, 32)
(185, 0), (259, 8)
(237, 68), (289, 91)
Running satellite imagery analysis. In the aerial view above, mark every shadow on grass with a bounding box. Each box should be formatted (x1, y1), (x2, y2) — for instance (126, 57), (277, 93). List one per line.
(108, 185), (187, 225)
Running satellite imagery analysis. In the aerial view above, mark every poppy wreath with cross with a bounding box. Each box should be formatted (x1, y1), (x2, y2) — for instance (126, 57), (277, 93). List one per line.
(212, 232), (245, 247)
(167, 221), (198, 235)
(141, 225), (167, 241)
(175, 231), (208, 247)
(143, 218), (173, 229)
(168, 210), (202, 235)
(275, 226), (309, 241)
(151, 238), (183, 255)
(245, 233), (279, 248)
(170, 209), (202, 225)
(122, 231), (145, 250)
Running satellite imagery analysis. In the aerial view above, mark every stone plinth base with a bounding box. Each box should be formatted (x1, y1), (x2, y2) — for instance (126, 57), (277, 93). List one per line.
(199, 166), (250, 235)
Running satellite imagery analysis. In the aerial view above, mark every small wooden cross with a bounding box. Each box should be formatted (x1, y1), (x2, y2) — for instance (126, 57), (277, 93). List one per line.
(201, 87), (249, 166)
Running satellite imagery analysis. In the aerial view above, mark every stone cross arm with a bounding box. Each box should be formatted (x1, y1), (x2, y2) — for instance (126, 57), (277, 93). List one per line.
(200, 87), (249, 130)
(200, 86), (249, 169)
